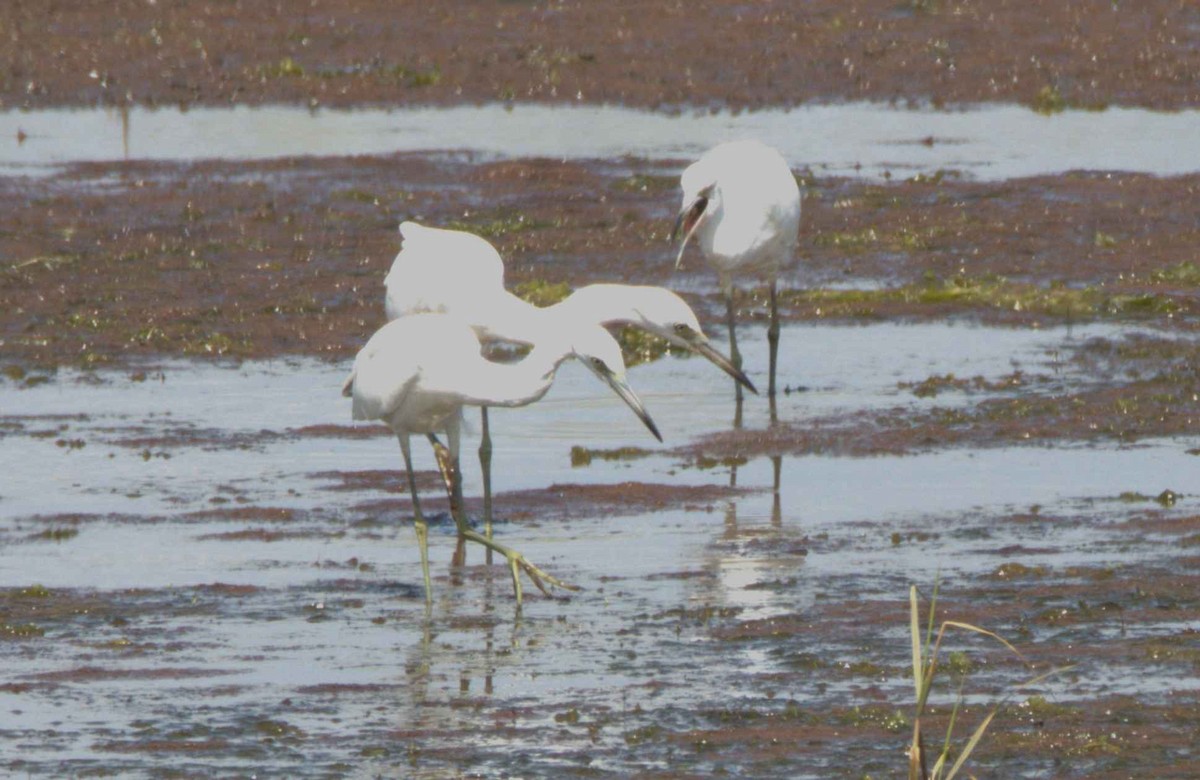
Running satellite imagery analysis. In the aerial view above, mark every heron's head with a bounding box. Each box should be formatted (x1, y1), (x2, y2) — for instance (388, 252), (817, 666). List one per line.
(571, 325), (662, 442)
(627, 289), (757, 395)
(671, 178), (718, 269)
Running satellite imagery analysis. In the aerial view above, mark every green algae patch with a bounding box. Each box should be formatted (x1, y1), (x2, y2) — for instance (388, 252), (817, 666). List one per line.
(833, 704), (910, 733)
(900, 373), (974, 398)
(786, 273), (1185, 321)
(2, 364), (27, 382)
(685, 454), (748, 471)
(1017, 694), (1080, 720)
(253, 718), (305, 740)
(513, 279), (571, 307)
(1032, 85), (1067, 115)
(1115, 490), (1181, 506)
(257, 57), (306, 79)
(570, 445), (653, 467)
(1, 622), (45, 639)
(811, 225), (944, 253)
(445, 211), (558, 239)
(991, 562), (1049, 580)
(1149, 261), (1200, 286)
(611, 173), (676, 193)
(33, 527), (80, 542)
(617, 325), (672, 367)
(554, 708), (582, 725)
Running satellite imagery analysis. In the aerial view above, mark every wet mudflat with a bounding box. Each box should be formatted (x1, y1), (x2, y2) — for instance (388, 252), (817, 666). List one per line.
(4, 138), (1200, 372)
(2, 1), (1197, 111)
(3, 5), (1200, 771)
(3, 316), (1200, 777)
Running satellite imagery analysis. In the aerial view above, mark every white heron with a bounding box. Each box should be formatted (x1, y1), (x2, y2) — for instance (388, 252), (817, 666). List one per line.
(343, 310), (659, 604)
(672, 139), (802, 405)
(383, 221), (754, 540)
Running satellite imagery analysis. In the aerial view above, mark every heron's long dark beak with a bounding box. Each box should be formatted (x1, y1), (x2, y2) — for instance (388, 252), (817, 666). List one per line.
(589, 365), (663, 442)
(669, 208), (689, 243)
(671, 196), (707, 270)
(687, 336), (758, 395)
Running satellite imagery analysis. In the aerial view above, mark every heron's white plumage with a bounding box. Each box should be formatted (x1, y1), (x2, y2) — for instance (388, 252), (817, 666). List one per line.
(384, 221), (508, 323)
(677, 139), (801, 289)
(382, 222), (747, 383)
(349, 313), (480, 430)
(348, 312), (634, 434)
(674, 139), (801, 402)
(365, 222), (671, 584)
(556, 284), (703, 343)
(345, 310), (604, 604)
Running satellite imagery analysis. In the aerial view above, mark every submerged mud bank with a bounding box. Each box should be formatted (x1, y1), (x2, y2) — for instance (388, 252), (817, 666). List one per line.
(4, 151), (1199, 451)
(2, 464), (1198, 777)
(2, 335), (1198, 777)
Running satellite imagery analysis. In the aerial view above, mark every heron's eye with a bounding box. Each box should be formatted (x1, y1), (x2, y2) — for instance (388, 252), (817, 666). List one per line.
(673, 323), (690, 334)
(591, 357), (607, 370)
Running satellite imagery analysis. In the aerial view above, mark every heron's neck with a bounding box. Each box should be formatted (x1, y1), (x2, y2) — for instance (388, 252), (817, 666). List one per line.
(552, 285), (642, 330)
(473, 290), (546, 346)
(697, 197), (724, 249)
(462, 340), (571, 408)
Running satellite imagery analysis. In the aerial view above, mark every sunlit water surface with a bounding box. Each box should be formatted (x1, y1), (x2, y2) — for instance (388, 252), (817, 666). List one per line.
(2, 322), (1198, 777)
(4, 102), (1200, 180)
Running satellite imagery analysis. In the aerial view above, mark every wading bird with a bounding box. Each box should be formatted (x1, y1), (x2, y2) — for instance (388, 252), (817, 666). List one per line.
(672, 140), (801, 409)
(383, 221), (754, 540)
(343, 311), (659, 604)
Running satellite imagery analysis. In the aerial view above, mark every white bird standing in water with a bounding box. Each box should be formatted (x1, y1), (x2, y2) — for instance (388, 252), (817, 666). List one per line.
(383, 221), (754, 541)
(343, 310), (658, 604)
(672, 140), (801, 407)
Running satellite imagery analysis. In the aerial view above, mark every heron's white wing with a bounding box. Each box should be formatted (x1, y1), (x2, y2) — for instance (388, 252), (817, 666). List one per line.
(350, 313), (489, 419)
(384, 221), (507, 320)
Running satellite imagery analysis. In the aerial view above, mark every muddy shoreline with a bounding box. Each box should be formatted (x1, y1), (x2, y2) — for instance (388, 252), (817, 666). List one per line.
(5, 152), (1199, 449)
(4, 155), (1199, 369)
(3, 1), (1198, 111)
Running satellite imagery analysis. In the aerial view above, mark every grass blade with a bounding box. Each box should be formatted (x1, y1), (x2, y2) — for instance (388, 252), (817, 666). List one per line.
(934, 681), (965, 774)
(910, 585), (923, 700)
(944, 706), (998, 780)
(925, 577), (941, 656)
(941, 620), (1028, 663)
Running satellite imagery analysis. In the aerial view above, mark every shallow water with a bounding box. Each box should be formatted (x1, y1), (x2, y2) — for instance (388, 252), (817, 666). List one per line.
(4, 102), (1200, 180)
(2, 321), (1198, 777)
(0, 320), (1133, 523)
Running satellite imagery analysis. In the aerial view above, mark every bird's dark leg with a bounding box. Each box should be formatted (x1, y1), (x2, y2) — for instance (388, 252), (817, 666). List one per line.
(451, 537), (467, 571)
(427, 433), (468, 530)
(450, 450), (468, 567)
(771, 454), (783, 527)
(427, 435), (577, 605)
(768, 279), (780, 423)
(479, 406), (494, 565)
(399, 435), (432, 604)
(726, 290), (745, 418)
(425, 433), (467, 569)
